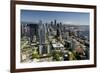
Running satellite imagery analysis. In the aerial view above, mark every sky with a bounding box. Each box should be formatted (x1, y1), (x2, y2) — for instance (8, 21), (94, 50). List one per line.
(21, 10), (90, 25)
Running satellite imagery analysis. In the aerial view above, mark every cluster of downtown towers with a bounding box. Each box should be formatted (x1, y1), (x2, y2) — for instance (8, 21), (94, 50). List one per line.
(21, 19), (89, 62)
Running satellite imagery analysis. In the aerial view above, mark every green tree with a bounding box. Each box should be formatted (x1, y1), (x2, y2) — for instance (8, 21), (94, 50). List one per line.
(31, 49), (39, 59)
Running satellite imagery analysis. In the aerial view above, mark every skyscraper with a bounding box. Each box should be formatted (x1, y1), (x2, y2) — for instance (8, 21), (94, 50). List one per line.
(38, 20), (47, 55)
(38, 21), (45, 45)
(27, 23), (38, 44)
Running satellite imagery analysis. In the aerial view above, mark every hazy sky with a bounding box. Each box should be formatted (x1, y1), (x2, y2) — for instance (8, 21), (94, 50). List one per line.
(21, 10), (90, 25)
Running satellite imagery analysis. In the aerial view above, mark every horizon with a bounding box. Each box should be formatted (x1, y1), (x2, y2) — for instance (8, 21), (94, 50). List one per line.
(21, 21), (89, 26)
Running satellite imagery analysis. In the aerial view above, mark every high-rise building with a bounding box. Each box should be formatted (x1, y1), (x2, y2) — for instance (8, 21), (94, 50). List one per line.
(38, 21), (45, 45)
(38, 20), (47, 55)
(21, 23), (25, 37)
(54, 19), (57, 26)
(27, 23), (38, 44)
(21, 23), (29, 37)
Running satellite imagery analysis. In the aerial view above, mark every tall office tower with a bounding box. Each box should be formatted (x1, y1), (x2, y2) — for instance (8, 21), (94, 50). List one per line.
(45, 23), (48, 33)
(45, 23), (50, 37)
(21, 23), (26, 37)
(51, 21), (53, 27)
(56, 23), (61, 37)
(24, 24), (30, 38)
(27, 23), (38, 44)
(54, 19), (57, 27)
(38, 20), (47, 55)
(59, 22), (63, 40)
(38, 23), (45, 44)
(21, 22), (27, 37)
(21, 24), (24, 37)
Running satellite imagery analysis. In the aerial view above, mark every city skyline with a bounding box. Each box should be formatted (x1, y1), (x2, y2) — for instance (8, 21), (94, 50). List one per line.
(21, 10), (90, 62)
(21, 10), (90, 25)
